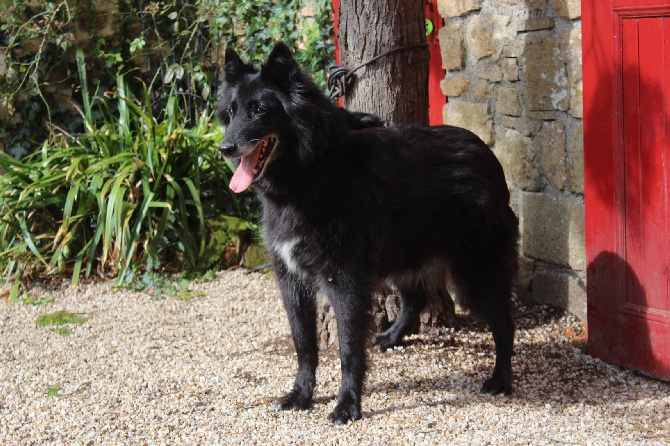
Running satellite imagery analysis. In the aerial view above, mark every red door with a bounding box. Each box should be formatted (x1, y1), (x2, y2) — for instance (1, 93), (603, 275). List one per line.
(584, 0), (670, 378)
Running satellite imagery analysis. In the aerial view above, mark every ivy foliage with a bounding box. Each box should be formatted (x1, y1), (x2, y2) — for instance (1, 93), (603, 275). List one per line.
(208, 0), (334, 88)
(0, 0), (335, 159)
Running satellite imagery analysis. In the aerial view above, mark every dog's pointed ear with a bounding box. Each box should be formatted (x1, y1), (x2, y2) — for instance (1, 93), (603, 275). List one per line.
(261, 42), (298, 90)
(224, 47), (245, 83)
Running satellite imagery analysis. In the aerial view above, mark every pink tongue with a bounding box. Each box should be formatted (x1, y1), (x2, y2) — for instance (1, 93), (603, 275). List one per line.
(229, 146), (262, 193)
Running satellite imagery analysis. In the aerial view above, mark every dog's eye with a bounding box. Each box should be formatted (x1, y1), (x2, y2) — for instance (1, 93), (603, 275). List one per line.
(250, 104), (265, 118)
(226, 108), (234, 118)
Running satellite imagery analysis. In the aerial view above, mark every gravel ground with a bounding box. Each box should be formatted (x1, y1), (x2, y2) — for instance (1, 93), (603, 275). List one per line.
(1, 269), (669, 445)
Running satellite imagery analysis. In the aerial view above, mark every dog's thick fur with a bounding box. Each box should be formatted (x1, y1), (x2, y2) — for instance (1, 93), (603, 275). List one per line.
(218, 43), (519, 424)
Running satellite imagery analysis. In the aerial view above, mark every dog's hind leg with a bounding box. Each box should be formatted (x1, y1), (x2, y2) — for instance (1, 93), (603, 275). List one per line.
(479, 296), (514, 395)
(324, 281), (372, 424)
(373, 284), (427, 351)
(451, 254), (515, 396)
(274, 270), (319, 411)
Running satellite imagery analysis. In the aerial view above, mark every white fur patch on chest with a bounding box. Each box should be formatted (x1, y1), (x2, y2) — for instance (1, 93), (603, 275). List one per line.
(275, 238), (301, 274)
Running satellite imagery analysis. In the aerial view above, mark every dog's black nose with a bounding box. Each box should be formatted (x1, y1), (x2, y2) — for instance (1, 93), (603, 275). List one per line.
(219, 143), (237, 157)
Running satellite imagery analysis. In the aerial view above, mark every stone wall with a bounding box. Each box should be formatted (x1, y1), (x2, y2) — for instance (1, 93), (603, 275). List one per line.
(437, 0), (586, 319)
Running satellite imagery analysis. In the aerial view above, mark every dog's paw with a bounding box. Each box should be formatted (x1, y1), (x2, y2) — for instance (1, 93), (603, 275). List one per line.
(327, 402), (361, 425)
(372, 332), (398, 352)
(274, 389), (312, 411)
(480, 377), (512, 396)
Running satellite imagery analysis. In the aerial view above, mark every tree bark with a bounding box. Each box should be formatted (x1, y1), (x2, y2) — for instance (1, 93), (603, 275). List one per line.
(315, 0), (456, 349)
(339, 0), (430, 124)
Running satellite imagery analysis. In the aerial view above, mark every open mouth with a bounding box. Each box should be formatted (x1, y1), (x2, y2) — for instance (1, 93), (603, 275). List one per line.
(229, 136), (278, 193)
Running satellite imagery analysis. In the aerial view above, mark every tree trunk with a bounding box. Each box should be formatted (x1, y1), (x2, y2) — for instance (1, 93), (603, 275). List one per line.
(315, 0), (456, 349)
(339, 0), (429, 124)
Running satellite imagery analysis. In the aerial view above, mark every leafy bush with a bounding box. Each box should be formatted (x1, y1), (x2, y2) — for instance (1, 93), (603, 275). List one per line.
(0, 52), (255, 295)
(1, 0), (335, 159)
(0, 1), (334, 291)
(208, 0), (334, 88)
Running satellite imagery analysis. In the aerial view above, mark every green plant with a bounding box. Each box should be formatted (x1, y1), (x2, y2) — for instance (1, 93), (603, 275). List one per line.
(1, 1), (335, 160)
(36, 310), (87, 336)
(10, 293), (55, 306)
(207, 0), (335, 88)
(121, 267), (210, 301)
(45, 383), (62, 397)
(0, 0), (111, 158)
(0, 1), (332, 288)
(0, 53), (254, 294)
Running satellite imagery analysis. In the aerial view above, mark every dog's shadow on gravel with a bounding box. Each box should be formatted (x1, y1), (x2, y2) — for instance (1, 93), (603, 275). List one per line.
(263, 303), (669, 421)
(360, 335), (668, 422)
(356, 304), (668, 420)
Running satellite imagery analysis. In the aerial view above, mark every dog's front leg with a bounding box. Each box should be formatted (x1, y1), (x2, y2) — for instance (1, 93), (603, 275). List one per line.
(274, 269), (319, 411)
(324, 280), (372, 424)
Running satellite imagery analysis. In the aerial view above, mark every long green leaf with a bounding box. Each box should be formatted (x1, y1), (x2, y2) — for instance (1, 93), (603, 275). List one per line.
(76, 47), (92, 124)
(163, 174), (197, 268)
(18, 217), (47, 266)
(182, 177), (205, 256)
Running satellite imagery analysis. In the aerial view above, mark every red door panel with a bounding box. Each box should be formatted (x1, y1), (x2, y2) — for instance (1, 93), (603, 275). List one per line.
(584, 0), (670, 379)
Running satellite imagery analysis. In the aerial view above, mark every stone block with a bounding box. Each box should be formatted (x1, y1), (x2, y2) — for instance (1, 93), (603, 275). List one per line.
(441, 76), (471, 97)
(493, 129), (541, 191)
(519, 18), (554, 32)
(516, 256), (535, 301)
(502, 116), (540, 136)
(438, 24), (465, 71)
(531, 268), (587, 320)
(475, 80), (494, 99)
(438, 0), (482, 18)
(497, 88), (522, 117)
(536, 121), (567, 190)
(490, 0), (547, 9)
(300, 3), (316, 17)
(570, 80), (583, 118)
(527, 110), (558, 120)
(466, 14), (510, 61)
(502, 58), (519, 81)
(520, 191), (585, 270)
(561, 29), (582, 79)
(566, 123), (584, 194)
(443, 101), (494, 145)
(524, 35), (569, 111)
(93, 0), (121, 40)
(475, 61), (503, 82)
(503, 41), (524, 58)
(562, 29), (583, 118)
(552, 0), (581, 19)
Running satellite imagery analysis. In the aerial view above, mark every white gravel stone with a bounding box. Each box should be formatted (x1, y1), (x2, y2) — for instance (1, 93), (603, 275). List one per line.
(1, 270), (669, 444)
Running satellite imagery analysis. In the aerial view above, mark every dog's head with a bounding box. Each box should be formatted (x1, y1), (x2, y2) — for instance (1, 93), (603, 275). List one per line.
(217, 42), (327, 193)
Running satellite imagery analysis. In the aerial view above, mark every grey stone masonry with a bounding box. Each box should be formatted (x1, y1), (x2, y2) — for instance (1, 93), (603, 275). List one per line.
(437, 0), (585, 318)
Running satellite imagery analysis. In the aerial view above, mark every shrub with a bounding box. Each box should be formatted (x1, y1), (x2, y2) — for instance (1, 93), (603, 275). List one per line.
(0, 1), (335, 292)
(208, 0), (334, 88)
(0, 0), (335, 159)
(0, 52), (255, 296)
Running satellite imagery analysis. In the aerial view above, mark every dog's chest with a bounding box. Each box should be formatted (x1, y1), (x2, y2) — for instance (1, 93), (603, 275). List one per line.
(263, 206), (312, 276)
(274, 237), (302, 274)
(262, 202), (337, 278)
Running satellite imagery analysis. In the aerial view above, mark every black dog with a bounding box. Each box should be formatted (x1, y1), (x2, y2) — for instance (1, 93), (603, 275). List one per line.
(218, 42), (519, 424)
